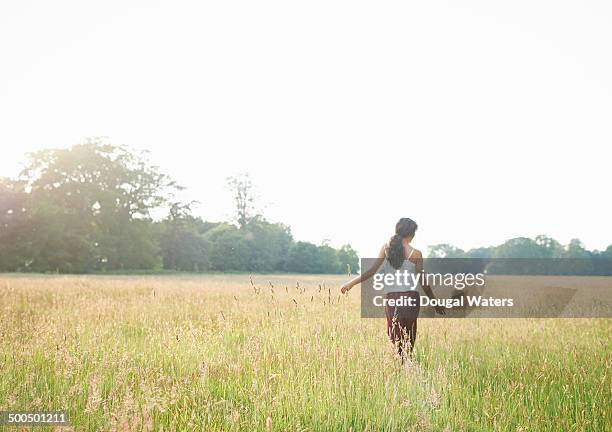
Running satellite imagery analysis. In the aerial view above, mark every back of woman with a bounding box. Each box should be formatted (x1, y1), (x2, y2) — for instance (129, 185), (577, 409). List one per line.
(380, 247), (419, 294)
(340, 217), (445, 361)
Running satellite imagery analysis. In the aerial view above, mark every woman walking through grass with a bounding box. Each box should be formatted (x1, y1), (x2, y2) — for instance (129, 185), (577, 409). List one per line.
(340, 217), (444, 358)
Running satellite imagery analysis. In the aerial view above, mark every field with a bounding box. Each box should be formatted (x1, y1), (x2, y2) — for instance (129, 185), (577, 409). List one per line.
(0, 274), (610, 431)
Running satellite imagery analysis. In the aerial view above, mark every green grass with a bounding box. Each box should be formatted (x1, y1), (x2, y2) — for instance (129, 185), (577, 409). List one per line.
(0, 274), (609, 431)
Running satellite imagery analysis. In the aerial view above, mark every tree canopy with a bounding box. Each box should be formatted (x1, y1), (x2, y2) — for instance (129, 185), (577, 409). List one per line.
(0, 140), (358, 274)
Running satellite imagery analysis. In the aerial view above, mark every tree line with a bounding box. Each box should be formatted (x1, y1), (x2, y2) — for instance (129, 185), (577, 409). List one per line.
(428, 237), (612, 275)
(2, 140), (610, 275)
(0, 140), (359, 274)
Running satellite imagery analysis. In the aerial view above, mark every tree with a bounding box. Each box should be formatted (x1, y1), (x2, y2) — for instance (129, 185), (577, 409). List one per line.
(282, 241), (351, 274)
(428, 244), (466, 258)
(159, 203), (211, 272)
(316, 244), (342, 274)
(15, 139), (178, 272)
(493, 237), (547, 258)
(242, 220), (293, 272)
(205, 224), (250, 271)
(560, 238), (593, 275)
(337, 244), (359, 274)
(285, 241), (321, 273)
(465, 247), (494, 259)
(591, 245), (612, 275)
(227, 174), (259, 228)
(22, 139), (176, 219)
(535, 235), (564, 258)
(0, 178), (29, 271)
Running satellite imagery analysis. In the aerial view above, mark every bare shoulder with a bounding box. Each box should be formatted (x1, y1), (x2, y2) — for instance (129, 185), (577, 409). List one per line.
(407, 246), (423, 262)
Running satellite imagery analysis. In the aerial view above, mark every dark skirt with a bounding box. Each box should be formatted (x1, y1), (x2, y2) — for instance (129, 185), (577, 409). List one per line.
(384, 291), (420, 354)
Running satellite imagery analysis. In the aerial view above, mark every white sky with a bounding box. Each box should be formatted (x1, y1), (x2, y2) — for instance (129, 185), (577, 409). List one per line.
(1, 0), (611, 256)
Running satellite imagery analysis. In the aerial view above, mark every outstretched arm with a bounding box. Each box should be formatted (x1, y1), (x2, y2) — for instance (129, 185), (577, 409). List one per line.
(340, 245), (385, 294)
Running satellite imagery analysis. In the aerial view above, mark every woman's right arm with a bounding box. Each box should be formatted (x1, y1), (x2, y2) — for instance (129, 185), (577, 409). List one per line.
(340, 245), (386, 294)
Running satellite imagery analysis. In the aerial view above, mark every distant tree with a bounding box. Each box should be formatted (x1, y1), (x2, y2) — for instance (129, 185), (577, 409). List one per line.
(0, 178), (29, 271)
(104, 219), (160, 270)
(22, 139), (176, 219)
(465, 247), (494, 259)
(591, 245), (612, 275)
(316, 244), (342, 274)
(337, 244), (359, 274)
(227, 174), (259, 228)
(559, 238), (593, 275)
(281, 241), (349, 274)
(159, 202), (211, 271)
(428, 244), (466, 258)
(487, 237), (547, 274)
(242, 220), (293, 272)
(565, 238), (589, 256)
(203, 219), (293, 272)
(205, 224), (249, 271)
(15, 139), (177, 271)
(26, 198), (98, 272)
(535, 235), (564, 258)
(285, 242), (320, 273)
(493, 237), (546, 258)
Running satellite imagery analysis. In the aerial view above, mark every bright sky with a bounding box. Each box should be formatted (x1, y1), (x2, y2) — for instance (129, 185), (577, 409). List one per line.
(1, 0), (611, 256)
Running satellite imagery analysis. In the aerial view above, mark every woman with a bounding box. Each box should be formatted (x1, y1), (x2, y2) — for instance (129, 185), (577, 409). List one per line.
(340, 217), (444, 358)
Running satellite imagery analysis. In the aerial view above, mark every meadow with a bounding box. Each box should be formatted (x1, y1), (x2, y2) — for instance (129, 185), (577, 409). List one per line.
(0, 274), (610, 431)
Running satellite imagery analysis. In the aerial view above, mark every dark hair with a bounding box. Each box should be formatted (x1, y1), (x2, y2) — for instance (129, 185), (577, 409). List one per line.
(387, 218), (418, 269)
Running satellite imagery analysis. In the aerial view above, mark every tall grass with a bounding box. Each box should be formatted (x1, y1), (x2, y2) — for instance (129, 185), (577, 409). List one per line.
(0, 274), (609, 431)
